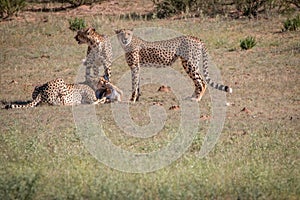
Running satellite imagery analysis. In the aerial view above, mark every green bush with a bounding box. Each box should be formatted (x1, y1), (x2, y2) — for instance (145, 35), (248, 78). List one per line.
(240, 36), (256, 50)
(283, 15), (300, 31)
(152, 0), (224, 18)
(0, 0), (26, 19)
(235, 0), (267, 17)
(69, 17), (86, 31)
(151, 0), (299, 18)
(152, 0), (184, 18)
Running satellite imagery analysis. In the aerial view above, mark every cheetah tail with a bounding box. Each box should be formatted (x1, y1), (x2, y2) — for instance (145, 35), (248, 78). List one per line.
(6, 94), (42, 109)
(201, 44), (233, 94)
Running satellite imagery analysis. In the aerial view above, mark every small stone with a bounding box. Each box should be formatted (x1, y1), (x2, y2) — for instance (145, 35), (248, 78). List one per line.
(158, 85), (171, 92)
(169, 105), (180, 110)
(200, 115), (210, 120)
(241, 107), (251, 114)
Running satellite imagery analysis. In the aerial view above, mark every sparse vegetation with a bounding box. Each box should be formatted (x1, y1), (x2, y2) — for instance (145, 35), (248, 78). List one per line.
(235, 0), (266, 17)
(282, 14), (300, 31)
(69, 17), (86, 31)
(0, 173), (39, 200)
(0, 1), (299, 199)
(152, 0), (300, 18)
(152, 0), (225, 18)
(0, 0), (26, 19)
(66, 0), (104, 7)
(240, 36), (257, 50)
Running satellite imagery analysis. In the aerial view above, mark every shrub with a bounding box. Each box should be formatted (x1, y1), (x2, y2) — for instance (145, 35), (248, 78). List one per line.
(69, 17), (86, 31)
(235, 0), (267, 17)
(152, 0), (225, 18)
(0, 0), (26, 19)
(282, 15), (300, 31)
(152, 0), (187, 18)
(151, 0), (299, 19)
(66, 0), (104, 7)
(240, 36), (256, 50)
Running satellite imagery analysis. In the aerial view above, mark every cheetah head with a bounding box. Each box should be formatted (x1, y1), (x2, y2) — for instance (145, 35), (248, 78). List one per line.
(74, 27), (96, 45)
(95, 76), (110, 99)
(115, 29), (133, 46)
(97, 76), (108, 90)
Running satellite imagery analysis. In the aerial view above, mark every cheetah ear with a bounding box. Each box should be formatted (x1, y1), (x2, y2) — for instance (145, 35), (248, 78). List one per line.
(114, 29), (121, 34)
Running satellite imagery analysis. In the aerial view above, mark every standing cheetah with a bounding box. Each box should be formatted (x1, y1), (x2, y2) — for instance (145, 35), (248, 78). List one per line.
(75, 27), (112, 90)
(115, 29), (232, 102)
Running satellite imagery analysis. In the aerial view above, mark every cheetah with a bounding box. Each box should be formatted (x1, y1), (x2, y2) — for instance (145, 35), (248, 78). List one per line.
(96, 77), (123, 103)
(5, 78), (100, 109)
(75, 27), (112, 90)
(115, 29), (232, 102)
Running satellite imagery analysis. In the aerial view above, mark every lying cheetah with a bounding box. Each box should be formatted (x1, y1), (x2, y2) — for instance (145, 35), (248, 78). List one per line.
(5, 78), (100, 109)
(115, 29), (232, 102)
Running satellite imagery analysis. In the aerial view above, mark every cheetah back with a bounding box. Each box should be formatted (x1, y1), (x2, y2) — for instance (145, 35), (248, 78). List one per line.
(63, 84), (98, 105)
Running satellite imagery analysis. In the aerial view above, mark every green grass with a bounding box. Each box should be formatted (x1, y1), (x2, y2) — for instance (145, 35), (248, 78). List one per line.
(240, 36), (256, 50)
(69, 17), (86, 31)
(0, 12), (299, 199)
(0, 0), (26, 19)
(283, 14), (300, 32)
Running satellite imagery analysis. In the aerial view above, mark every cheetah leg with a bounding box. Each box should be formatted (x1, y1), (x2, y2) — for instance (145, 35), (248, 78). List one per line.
(57, 81), (71, 106)
(92, 64), (100, 79)
(103, 42), (112, 81)
(85, 65), (92, 83)
(103, 64), (111, 81)
(181, 59), (207, 101)
(130, 66), (140, 103)
(96, 97), (107, 104)
(59, 94), (72, 106)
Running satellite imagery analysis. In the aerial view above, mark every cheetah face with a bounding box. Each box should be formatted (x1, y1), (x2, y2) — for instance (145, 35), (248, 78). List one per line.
(74, 27), (95, 44)
(115, 29), (133, 46)
(96, 77), (110, 99)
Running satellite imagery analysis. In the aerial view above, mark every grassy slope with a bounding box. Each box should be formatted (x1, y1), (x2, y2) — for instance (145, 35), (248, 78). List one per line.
(0, 13), (299, 199)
